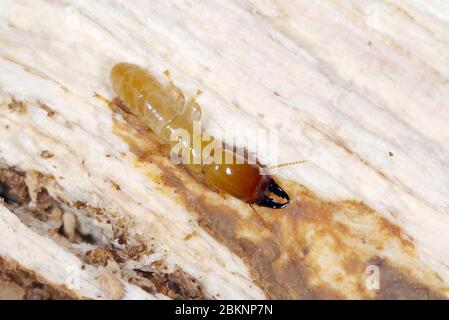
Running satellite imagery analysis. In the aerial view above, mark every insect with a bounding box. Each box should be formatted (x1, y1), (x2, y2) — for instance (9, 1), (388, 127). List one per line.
(107, 62), (298, 209)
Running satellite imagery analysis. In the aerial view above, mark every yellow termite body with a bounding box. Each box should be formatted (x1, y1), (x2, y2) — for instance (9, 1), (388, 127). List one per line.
(110, 63), (290, 208)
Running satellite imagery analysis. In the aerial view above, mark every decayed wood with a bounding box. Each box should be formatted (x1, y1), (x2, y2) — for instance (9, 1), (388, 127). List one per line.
(0, 0), (448, 299)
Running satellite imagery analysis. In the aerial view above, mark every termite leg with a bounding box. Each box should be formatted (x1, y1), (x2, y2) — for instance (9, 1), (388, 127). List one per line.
(249, 203), (272, 230)
(93, 92), (113, 106)
(94, 92), (130, 114)
(185, 89), (202, 120)
(163, 70), (185, 110)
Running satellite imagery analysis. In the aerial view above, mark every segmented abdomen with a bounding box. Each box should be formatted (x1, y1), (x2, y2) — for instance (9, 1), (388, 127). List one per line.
(110, 63), (196, 142)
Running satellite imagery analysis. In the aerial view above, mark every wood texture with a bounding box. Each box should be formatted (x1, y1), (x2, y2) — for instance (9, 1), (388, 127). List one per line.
(0, 0), (448, 299)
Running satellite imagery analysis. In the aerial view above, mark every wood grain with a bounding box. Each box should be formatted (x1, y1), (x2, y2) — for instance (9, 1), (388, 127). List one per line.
(0, 0), (448, 299)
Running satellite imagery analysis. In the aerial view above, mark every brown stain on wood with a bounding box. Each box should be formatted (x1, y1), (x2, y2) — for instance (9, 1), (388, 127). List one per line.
(370, 257), (444, 300)
(37, 101), (56, 118)
(0, 256), (74, 300)
(7, 99), (27, 114)
(108, 99), (448, 300)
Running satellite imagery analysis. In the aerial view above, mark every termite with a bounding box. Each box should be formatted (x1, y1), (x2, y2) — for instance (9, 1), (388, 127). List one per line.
(105, 62), (301, 209)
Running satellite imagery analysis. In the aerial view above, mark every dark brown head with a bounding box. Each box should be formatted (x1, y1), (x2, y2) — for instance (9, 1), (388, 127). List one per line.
(255, 178), (291, 209)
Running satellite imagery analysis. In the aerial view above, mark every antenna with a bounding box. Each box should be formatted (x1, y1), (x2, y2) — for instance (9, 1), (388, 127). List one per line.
(267, 160), (307, 171)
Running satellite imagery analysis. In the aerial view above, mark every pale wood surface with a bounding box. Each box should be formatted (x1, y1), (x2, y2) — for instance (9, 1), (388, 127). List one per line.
(0, 0), (448, 298)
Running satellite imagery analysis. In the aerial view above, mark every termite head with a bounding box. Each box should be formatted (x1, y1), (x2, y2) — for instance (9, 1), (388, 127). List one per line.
(203, 161), (291, 209)
(253, 177), (290, 209)
(253, 160), (306, 209)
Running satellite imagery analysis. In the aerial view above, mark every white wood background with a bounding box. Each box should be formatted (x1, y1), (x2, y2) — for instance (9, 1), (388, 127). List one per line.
(0, 0), (448, 297)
